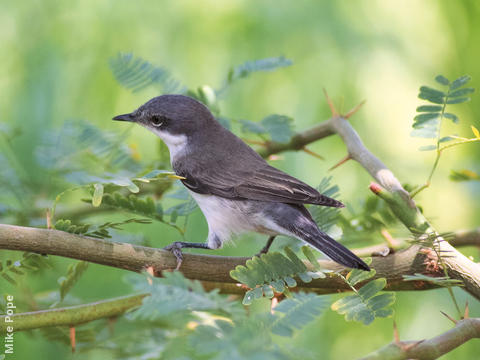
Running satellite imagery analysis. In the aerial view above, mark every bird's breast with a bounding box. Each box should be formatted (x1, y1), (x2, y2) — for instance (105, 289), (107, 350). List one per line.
(188, 191), (263, 239)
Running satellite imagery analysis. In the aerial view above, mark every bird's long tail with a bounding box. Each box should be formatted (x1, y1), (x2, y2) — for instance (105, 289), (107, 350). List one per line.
(301, 230), (370, 271)
(271, 203), (370, 271)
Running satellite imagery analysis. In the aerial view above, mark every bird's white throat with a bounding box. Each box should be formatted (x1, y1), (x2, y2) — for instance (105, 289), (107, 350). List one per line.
(149, 128), (188, 161)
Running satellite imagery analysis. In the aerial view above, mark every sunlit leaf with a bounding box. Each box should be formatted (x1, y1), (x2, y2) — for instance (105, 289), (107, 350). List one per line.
(472, 125), (480, 139)
(449, 169), (480, 182)
(92, 183), (104, 207)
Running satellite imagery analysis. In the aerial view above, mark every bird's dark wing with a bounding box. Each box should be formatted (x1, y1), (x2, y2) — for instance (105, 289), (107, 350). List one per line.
(178, 164), (343, 208)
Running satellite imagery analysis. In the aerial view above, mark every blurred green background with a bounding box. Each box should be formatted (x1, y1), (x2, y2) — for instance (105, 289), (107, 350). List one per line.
(1, 0), (479, 359)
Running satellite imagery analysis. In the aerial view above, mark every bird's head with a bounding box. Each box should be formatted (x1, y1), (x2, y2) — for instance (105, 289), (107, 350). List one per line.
(113, 94), (215, 157)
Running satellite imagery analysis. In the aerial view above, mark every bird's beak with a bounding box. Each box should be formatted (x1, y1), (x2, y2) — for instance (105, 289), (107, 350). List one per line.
(112, 113), (135, 122)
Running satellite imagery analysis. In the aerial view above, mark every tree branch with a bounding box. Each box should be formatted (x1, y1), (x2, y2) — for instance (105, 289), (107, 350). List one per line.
(0, 294), (146, 334)
(360, 318), (480, 360)
(0, 224), (442, 294)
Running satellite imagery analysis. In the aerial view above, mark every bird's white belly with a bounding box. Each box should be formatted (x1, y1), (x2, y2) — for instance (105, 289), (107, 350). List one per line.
(188, 191), (268, 246)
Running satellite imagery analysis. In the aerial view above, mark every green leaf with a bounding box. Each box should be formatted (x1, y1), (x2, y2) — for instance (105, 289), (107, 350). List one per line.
(439, 136), (454, 143)
(413, 112), (440, 124)
(331, 278), (395, 325)
(410, 126), (438, 138)
(418, 145), (437, 151)
(402, 273), (462, 286)
(270, 293), (329, 336)
(239, 119), (266, 135)
(443, 113), (459, 123)
(434, 75), (449, 86)
(446, 97), (470, 104)
(345, 258), (375, 286)
(450, 75), (471, 90)
(230, 248), (312, 303)
(109, 52), (185, 93)
(416, 105), (442, 112)
(261, 114), (294, 143)
(310, 177), (341, 232)
(302, 246), (321, 271)
(58, 261), (89, 301)
(418, 86), (445, 104)
(98, 192), (164, 222)
(134, 169), (177, 182)
(92, 183), (104, 207)
(449, 87), (474, 98)
(231, 57), (292, 80)
(129, 271), (239, 320)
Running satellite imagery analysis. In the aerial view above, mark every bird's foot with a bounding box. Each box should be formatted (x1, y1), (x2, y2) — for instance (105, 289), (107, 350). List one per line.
(254, 236), (276, 258)
(163, 242), (184, 270)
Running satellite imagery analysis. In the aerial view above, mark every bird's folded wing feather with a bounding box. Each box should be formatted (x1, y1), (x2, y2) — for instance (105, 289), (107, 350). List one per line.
(179, 164), (344, 208)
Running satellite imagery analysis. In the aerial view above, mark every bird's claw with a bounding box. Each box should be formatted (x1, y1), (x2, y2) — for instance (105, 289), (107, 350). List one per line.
(164, 242), (184, 270)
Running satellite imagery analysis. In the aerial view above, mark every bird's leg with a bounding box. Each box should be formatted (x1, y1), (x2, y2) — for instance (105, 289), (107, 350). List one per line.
(163, 242), (212, 270)
(256, 236), (276, 257)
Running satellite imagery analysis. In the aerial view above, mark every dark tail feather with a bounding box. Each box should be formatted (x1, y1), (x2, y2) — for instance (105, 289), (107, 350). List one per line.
(303, 231), (370, 271)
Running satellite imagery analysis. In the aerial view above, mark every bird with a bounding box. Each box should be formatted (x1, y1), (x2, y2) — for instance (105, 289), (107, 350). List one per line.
(113, 94), (370, 271)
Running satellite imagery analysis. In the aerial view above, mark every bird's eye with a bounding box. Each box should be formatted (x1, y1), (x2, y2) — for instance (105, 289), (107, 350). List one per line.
(151, 115), (167, 127)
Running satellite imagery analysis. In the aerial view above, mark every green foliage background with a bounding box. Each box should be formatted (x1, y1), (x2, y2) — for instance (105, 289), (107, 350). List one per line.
(1, 1), (480, 359)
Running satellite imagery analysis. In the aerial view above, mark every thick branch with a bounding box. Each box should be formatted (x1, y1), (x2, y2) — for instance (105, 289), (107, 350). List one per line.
(0, 224), (442, 293)
(360, 318), (480, 360)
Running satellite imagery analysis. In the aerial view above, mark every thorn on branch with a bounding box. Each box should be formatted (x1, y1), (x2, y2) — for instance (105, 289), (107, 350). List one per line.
(146, 266), (155, 285)
(108, 317), (117, 335)
(402, 339), (425, 352)
(344, 100), (366, 119)
(302, 146), (324, 160)
(46, 209), (52, 229)
(243, 138), (268, 147)
(69, 326), (76, 353)
(464, 301), (469, 319)
(440, 311), (458, 325)
(381, 229), (398, 249)
(323, 89), (338, 117)
(329, 154), (351, 171)
(393, 321), (400, 343)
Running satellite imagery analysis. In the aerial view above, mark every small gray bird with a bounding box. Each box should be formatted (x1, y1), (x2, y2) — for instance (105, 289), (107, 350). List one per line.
(113, 95), (369, 271)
